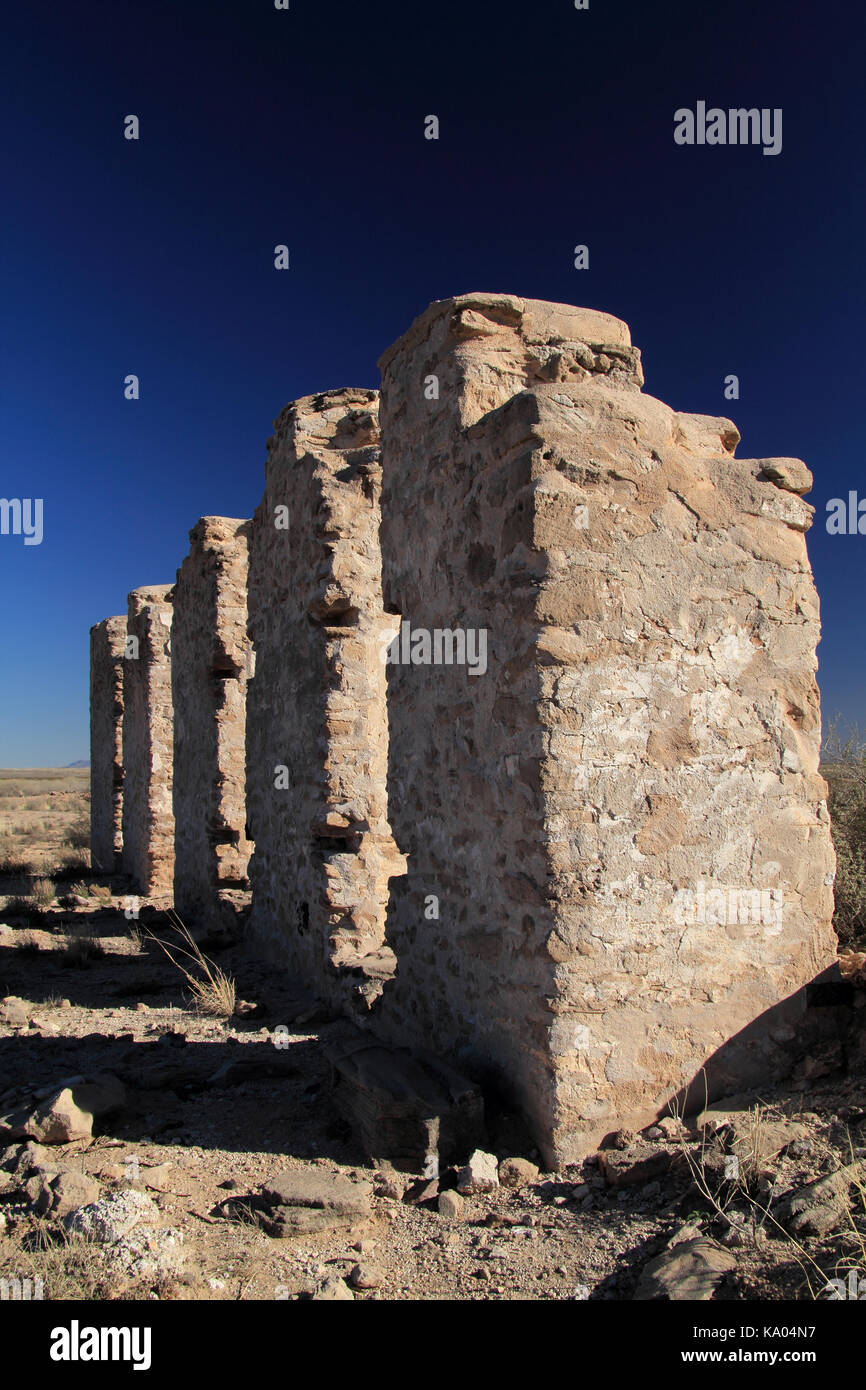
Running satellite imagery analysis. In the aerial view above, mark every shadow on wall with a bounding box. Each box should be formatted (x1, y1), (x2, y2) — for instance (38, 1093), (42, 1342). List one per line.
(663, 960), (851, 1132)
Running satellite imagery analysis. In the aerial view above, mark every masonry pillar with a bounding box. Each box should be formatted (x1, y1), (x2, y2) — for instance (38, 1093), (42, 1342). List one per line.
(89, 616), (126, 873)
(246, 388), (406, 1010)
(375, 292), (837, 1164)
(171, 517), (252, 927)
(121, 585), (174, 896)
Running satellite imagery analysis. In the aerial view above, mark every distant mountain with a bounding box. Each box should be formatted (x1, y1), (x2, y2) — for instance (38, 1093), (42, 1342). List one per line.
(66, 760), (89, 768)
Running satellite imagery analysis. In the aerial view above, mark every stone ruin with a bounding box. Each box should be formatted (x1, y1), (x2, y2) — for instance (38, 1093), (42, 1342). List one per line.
(245, 390), (406, 1010)
(120, 585), (174, 898)
(90, 293), (838, 1165)
(89, 616), (126, 874)
(171, 517), (253, 928)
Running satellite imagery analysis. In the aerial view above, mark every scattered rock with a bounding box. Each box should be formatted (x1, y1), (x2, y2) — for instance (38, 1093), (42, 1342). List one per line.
(106, 1226), (185, 1281)
(260, 1169), (372, 1237)
(729, 1117), (808, 1173)
(312, 1275), (354, 1301)
(774, 1162), (864, 1237)
(457, 1150), (499, 1195)
(374, 1169), (406, 1201)
(402, 1177), (438, 1206)
(38, 1169), (101, 1219)
(598, 1143), (677, 1189)
(262, 1170), (372, 1216)
(349, 1262), (383, 1289)
(65, 1189), (159, 1243)
(498, 1157), (539, 1190)
(27, 1089), (93, 1144)
(634, 1238), (737, 1301)
(5, 1140), (57, 1178)
(438, 1189), (465, 1220)
(0, 999), (28, 1028)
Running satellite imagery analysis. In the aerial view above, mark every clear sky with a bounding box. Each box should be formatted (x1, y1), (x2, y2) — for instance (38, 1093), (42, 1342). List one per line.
(1, 0), (863, 765)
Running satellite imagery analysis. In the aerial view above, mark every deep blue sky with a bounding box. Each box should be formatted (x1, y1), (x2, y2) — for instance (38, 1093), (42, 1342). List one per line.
(1, 0), (864, 765)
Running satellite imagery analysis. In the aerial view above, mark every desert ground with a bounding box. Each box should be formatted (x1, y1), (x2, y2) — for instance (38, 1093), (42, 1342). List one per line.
(1, 766), (865, 1302)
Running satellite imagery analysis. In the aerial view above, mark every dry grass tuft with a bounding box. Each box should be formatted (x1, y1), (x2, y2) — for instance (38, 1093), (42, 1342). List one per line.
(0, 1223), (111, 1301)
(14, 929), (42, 956)
(145, 911), (236, 1017)
(31, 878), (55, 908)
(61, 926), (105, 968)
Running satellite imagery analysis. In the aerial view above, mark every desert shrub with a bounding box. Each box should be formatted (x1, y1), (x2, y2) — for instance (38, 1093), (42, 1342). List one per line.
(14, 930), (42, 956)
(64, 819), (90, 852)
(3, 896), (42, 921)
(54, 855), (91, 881)
(0, 855), (32, 878)
(32, 878), (55, 908)
(61, 928), (105, 968)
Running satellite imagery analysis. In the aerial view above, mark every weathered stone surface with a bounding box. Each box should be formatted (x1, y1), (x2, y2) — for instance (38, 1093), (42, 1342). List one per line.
(438, 1188), (465, 1220)
(312, 1275), (354, 1301)
(122, 585), (174, 895)
(349, 1262), (383, 1289)
(89, 292), (838, 1171)
(498, 1157), (540, 1190)
(37, 1169), (100, 1219)
(634, 1238), (737, 1300)
(261, 1169), (372, 1216)
(773, 1162), (863, 1236)
(27, 1089), (93, 1144)
(0, 998), (29, 1029)
(171, 517), (252, 926)
(89, 616), (126, 872)
(65, 1189), (159, 1242)
(598, 1143), (677, 1189)
(456, 1149), (499, 1195)
(375, 291), (837, 1166)
(70, 1073), (126, 1119)
(246, 388), (406, 1010)
(259, 1168), (372, 1238)
(323, 1026), (485, 1173)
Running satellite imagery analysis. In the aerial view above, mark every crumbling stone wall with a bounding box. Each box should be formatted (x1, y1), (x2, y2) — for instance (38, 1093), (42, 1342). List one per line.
(171, 517), (252, 927)
(121, 585), (174, 896)
(375, 292), (837, 1165)
(89, 616), (126, 873)
(246, 389), (406, 1011)
(88, 292), (838, 1169)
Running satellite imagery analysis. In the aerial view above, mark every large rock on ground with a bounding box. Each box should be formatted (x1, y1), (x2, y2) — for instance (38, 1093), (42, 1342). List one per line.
(773, 1162), (864, 1237)
(36, 1169), (100, 1219)
(27, 1090), (93, 1144)
(457, 1150), (499, 1195)
(324, 1027), (485, 1174)
(260, 1169), (372, 1238)
(634, 1238), (737, 1300)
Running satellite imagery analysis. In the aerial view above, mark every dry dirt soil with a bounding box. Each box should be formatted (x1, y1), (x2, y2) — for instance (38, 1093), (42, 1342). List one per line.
(1, 768), (866, 1302)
